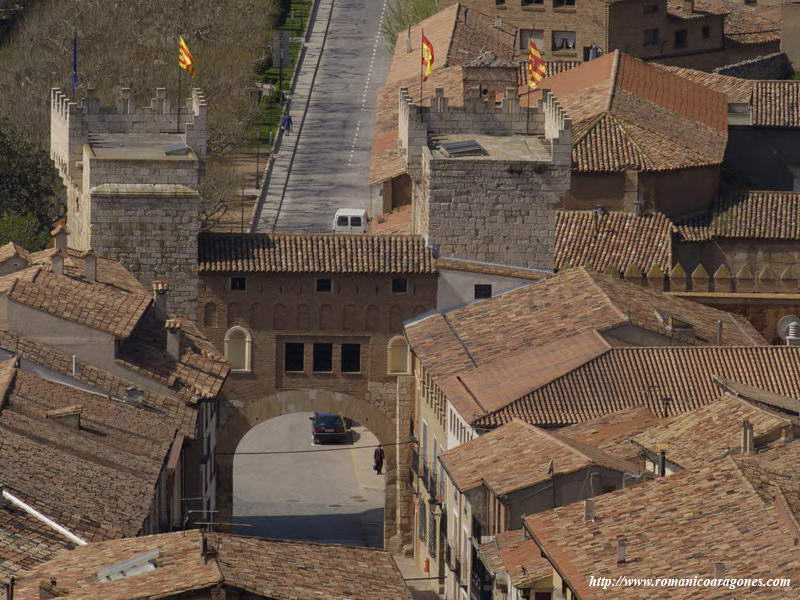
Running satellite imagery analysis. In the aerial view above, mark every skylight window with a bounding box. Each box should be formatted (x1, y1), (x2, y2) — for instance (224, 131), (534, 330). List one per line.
(97, 549), (159, 582)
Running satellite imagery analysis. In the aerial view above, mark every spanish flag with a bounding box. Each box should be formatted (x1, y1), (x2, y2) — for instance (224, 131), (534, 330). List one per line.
(179, 36), (196, 77)
(527, 38), (546, 89)
(422, 33), (434, 81)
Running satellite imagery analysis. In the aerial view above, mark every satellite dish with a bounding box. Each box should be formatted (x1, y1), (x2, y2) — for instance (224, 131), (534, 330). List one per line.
(777, 315), (800, 340)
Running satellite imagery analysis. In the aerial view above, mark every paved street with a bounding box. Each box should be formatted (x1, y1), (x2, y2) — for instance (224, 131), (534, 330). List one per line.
(258, 0), (392, 233)
(233, 412), (385, 547)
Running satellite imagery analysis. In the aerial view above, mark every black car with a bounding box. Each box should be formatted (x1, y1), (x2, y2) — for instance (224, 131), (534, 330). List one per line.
(310, 413), (348, 444)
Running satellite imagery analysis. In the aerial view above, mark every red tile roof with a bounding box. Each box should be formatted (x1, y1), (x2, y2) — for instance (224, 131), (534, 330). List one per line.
(555, 211), (673, 272)
(753, 81), (800, 127)
(561, 406), (663, 463)
(525, 459), (800, 599)
(479, 529), (551, 587)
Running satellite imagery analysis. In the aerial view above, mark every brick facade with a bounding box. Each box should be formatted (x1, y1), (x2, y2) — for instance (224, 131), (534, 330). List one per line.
(50, 87), (207, 318)
(401, 86), (571, 269)
(198, 271), (438, 549)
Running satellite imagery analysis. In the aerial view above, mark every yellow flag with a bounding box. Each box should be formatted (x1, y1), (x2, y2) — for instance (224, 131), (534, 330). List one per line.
(179, 36), (196, 77)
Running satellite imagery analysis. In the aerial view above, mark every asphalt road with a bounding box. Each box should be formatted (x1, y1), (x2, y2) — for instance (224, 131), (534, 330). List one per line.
(232, 412), (385, 547)
(273, 0), (393, 232)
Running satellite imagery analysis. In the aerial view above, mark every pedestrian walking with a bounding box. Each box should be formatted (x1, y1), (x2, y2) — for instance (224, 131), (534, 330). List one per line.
(374, 445), (385, 475)
(281, 113), (293, 135)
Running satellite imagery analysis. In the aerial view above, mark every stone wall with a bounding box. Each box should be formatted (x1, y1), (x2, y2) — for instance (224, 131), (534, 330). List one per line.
(651, 42), (781, 72)
(89, 189), (200, 318)
(714, 52), (793, 79)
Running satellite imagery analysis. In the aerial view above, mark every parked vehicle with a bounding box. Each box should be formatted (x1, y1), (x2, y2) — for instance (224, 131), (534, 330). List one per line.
(332, 208), (368, 233)
(310, 412), (348, 444)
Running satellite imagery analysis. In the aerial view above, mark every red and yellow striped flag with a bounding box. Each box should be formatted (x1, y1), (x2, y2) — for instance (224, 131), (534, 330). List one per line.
(422, 33), (435, 82)
(527, 38), (546, 89)
(178, 36), (196, 78)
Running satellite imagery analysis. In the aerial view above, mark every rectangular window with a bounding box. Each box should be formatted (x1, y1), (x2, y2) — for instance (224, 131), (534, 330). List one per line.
(341, 343), (361, 373)
(496, 0), (505, 4)
(674, 29), (688, 49)
(519, 28), (545, 51)
(643, 28), (659, 46)
(230, 277), (246, 291)
(554, 0), (575, 7)
(312, 343), (333, 372)
(316, 278), (332, 293)
(391, 278), (408, 294)
(552, 31), (576, 51)
(521, 0), (543, 5)
(284, 343), (304, 372)
(474, 284), (492, 300)
(643, 3), (658, 13)
(702, 25), (711, 39)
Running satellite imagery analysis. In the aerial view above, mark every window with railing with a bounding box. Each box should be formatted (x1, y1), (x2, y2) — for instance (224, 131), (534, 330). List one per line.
(471, 516), (482, 542)
(411, 448), (420, 476)
(418, 501), (427, 542)
(428, 504), (437, 558)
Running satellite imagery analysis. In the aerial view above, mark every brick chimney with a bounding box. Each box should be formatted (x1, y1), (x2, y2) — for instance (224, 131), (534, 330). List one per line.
(45, 405), (82, 429)
(51, 225), (67, 252)
(82, 249), (97, 283)
(51, 250), (64, 276)
(165, 319), (182, 360)
(38, 579), (62, 599)
(153, 280), (169, 320)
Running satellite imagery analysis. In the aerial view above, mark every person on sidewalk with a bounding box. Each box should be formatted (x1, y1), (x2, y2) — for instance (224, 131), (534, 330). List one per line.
(374, 445), (385, 475)
(281, 113), (293, 135)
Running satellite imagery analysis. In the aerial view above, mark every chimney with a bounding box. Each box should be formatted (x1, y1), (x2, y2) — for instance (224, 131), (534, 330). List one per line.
(683, 0), (694, 12)
(51, 250), (64, 276)
(5, 576), (13, 600)
(714, 563), (726, 578)
(51, 225), (67, 252)
(494, 16), (502, 28)
(786, 322), (800, 346)
(165, 318), (182, 360)
(153, 280), (169, 320)
(716, 320), (723, 345)
(38, 579), (60, 600)
(658, 450), (667, 477)
(125, 387), (144, 406)
(583, 499), (596, 523)
(45, 405), (82, 429)
(741, 420), (755, 455)
(83, 249), (97, 283)
(616, 537), (628, 564)
(783, 424), (795, 443)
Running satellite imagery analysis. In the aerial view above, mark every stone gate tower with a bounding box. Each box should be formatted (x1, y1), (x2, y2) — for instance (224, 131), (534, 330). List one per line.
(50, 86), (207, 318)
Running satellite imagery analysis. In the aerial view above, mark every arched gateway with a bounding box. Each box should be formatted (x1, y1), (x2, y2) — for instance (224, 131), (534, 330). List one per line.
(216, 386), (415, 550)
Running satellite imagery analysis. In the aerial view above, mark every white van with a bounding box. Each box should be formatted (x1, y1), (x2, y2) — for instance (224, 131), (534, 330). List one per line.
(332, 208), (368, 233)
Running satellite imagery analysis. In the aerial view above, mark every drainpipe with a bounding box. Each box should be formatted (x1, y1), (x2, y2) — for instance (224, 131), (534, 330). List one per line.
(0, 486), (87, 546)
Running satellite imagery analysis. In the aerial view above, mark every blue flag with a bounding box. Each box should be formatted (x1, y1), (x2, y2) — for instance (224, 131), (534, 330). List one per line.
(71, 32), (78, 91)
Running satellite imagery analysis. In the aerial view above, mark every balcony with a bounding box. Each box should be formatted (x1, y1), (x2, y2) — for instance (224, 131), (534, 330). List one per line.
(471, 517), (482, 542)
(411, 448), (419, 476)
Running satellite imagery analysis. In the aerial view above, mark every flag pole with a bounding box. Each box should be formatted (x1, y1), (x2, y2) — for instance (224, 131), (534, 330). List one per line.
(176, 36), (182, 134)
(419, 28), (424, 104)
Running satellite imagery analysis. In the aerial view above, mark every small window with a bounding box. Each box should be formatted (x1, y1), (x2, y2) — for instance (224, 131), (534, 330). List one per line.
(313, 343), (333, 372)
(336, 216), (348, 226)
(496, 0), (505, 4)
(552, 31), (576, 51)
(224, 327), (251, 372)
(230, 277), (246, 291)
(341, 343), (361, 373)
(474, 284), (492, 300)
(643, 3), (658, 13)
(316, 278), (332, 293)
(674, 29), (688, 49)
(643, 28), (659, 46)
(285, 343), (304, 372)
(392, 278), (408, 294)
(521, 0), (543, 5)
(350, 216), (362, 227)
(702, 25), (711, 39)
(554, 0), (575, 7)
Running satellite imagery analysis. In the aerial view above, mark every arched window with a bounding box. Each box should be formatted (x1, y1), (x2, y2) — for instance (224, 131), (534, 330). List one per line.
(365, 305), (380, 331)
(227, 303), (240, 327)
(319, 304), (334, 330)
(203, 302), (217, 328)
(296, 304), (310, 329)
(224, 326), (252, 373)
(388, 336), (410, 374)
(249, 303), (263, 328)
(342, 304), (356, 331)
(390, 305), (406, 331)
(273, 303), (288, 330)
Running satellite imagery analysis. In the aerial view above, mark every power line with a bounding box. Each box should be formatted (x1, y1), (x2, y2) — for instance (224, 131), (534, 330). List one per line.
(215, 440), (414, 456)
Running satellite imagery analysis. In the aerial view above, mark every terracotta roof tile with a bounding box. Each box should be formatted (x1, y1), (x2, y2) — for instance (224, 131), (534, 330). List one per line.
(525, 459), (800, 599)
(28, 248), (147, 295)
(479, 529), (551, 587)
(555, 211), (673, 272)
(405, 267), (764, 381)
(675, 190), (800, 241)
(753, 81), (800, 127)
(656, 65), (755, 104)
(632, 393), (797, 469)
(434, 256), (550, 281)
(0, 242), (30, 268)
(440, 420), (638, 495)
(475, 346), (800, 427)
(561, 406), (663, 462)
(198, 233), (435, 273)
(13, 530), (414, 600)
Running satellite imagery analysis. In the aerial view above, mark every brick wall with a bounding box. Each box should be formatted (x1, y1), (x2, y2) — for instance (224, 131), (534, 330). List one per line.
(652, 42), (781, 72)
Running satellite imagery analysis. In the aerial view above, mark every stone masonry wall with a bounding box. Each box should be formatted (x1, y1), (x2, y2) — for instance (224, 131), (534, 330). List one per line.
(714, 52), (793, 79)
(90, 191), (199, 319)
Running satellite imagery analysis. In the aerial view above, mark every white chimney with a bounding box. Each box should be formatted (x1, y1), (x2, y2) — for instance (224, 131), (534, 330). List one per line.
(51, 250), (64, 276)
(714, 563), (726, 578)
(153, 280), (169, 320)
(584, 499), (596, 523)
(616, 537), (627, 564)
(741, 420), (755, 455)
(787, 322), (800, 346)
(83, 249), (97, 283)
(494, 16), (502, 28)
(165, 318), (182, 360)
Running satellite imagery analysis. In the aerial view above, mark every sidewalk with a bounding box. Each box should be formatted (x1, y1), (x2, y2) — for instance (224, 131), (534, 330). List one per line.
(252, 0), (335, 232)
(394, 554), (441, 600)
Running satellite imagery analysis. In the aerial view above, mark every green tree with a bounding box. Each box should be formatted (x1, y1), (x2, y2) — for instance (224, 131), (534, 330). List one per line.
(0, 211), (49, 251)
(381, 0), (439, 51)
(0, 118), (63, 227)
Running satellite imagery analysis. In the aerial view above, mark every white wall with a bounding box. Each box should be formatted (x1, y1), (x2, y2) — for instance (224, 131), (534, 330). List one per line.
(437, 268), (537, 312)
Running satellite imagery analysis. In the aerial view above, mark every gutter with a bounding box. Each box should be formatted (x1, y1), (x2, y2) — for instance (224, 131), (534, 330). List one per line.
(1, 486), (88, 546)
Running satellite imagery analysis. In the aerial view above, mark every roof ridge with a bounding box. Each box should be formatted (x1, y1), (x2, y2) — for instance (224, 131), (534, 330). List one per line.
(605, 50), (621, 113)
(580, 268), (631, 324)
(570, 111), (609, 147)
